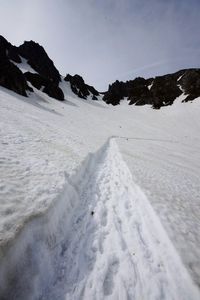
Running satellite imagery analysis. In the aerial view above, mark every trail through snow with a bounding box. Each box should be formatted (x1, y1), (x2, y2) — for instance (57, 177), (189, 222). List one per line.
(36, 138), (199, 300)
(1, 85), (200, 290)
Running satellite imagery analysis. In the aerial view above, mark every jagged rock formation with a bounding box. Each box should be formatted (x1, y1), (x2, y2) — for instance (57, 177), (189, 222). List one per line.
(103, 80), (128, 105)
(0, 36), (32, 96)
(179, 69), (200, 102)
(64, 74), (99, 100)
(103, 69), (200, 108)
(18, 41), (61, 85)
(1, 35), (200, 107)
(0, 59), (32, 97)
(0, 35), (64, 100)
(25, 72), (64, 100)
(17, 40), (64, 101)
(0, 35), (99, 102)
(0, 35), (21, 63)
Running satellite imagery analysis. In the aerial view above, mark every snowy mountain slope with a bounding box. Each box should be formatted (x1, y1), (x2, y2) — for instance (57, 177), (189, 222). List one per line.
(0, 83), (200, 298)
(2, 35), (200, 110)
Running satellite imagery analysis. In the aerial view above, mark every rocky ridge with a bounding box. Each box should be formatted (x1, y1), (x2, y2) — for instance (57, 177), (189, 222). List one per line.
(103, 69), (200, 108)
(64, 74), (99, 100)
(0, 35), (98, 101)
(0, 35), (200, 108)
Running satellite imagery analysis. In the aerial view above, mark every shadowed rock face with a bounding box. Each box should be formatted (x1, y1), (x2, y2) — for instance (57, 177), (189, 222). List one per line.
(0, 35), (21, 63)
(179, 69), (200, 102)
(150, 74), (182, 108)
(0, 36), (64, 100)
(0, 60), (31, 97)
(103, 69), (200, 108)
(24, 72), (64, 101)
(0, 36), (32, 97)
(128, 77), (153, 106)
(0, 35), (99, 101)
(103, 80), (128, 105)
(18, 41), (64, 100)
(64, 74), (99, 100)
(1, 35), (200, 107)
(18, 41), (61, 85)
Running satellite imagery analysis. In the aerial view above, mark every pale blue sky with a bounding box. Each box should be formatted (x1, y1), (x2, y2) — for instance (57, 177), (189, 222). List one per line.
(0, 0), (200, 90)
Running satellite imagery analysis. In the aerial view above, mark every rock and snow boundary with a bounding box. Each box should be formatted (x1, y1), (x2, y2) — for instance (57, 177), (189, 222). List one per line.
(0, 138), (199, 300)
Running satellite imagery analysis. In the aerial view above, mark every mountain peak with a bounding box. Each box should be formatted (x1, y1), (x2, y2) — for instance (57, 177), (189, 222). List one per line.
(18, 40), (61, 84)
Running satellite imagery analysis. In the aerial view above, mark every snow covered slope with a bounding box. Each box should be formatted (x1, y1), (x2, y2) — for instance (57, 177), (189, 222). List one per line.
(0, 83), (200, 298)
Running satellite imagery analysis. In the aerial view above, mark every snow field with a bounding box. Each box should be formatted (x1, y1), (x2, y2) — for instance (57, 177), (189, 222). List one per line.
(61, 139), (199, 300)
(0, 83), (200, 298)
(1, 138), (198, 299)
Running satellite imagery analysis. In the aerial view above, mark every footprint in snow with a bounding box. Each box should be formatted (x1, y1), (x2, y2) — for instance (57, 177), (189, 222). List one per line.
(103, 257), (120, 296)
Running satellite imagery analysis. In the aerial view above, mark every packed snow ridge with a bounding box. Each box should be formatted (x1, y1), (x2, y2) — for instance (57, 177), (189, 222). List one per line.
(0, 138), (199, 300)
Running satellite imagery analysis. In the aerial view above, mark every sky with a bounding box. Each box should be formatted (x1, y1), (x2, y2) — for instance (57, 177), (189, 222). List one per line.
(0, 0), (200, 91)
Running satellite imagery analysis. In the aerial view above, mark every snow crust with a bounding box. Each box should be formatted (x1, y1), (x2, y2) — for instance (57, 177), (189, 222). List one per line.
(0, 80), (200, 297)
(0, 138), (199, 299)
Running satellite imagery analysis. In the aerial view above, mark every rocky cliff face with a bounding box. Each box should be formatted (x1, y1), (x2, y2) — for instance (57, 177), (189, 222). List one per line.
(0, 35), (64, 100)
(24, 72), (64, 100)
(103, 69), (200, 108)
(179, 69), (200, 102)
(0, 35), (98, 101)
(0, 36), (32, 97)
(1, 35), (200, 107)
(64, 74), (99, 100)
(18, 41), (61, 85)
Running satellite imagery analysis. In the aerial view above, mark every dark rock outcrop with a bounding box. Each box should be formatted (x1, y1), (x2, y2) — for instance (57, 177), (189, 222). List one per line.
(103, 80), (128, 105)
(179, 69), (200, 102)
(150, 75), (182, 108)
(0, 36), (32, 96)
(0, 36), (64, 100)
(103, 69), (200, 108)
(0, 35), (22, 63)
(0, 59), (32, 97)
(64, 74), (99, 100)
(18, 41), (64, 100)
(25, 72), (64, 100)
(103, 78), (154, 106)
(128, 77), (153, 106)
(18, 41), (61, 85)
(43, 84), (64, 101)
(1, 35), (200, 107)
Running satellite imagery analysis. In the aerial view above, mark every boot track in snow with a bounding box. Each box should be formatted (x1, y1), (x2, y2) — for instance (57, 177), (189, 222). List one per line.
(0, 138), (199, 300)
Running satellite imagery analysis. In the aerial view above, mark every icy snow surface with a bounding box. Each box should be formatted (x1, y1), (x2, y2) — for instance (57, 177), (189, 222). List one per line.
(0, 81), (200, 299)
